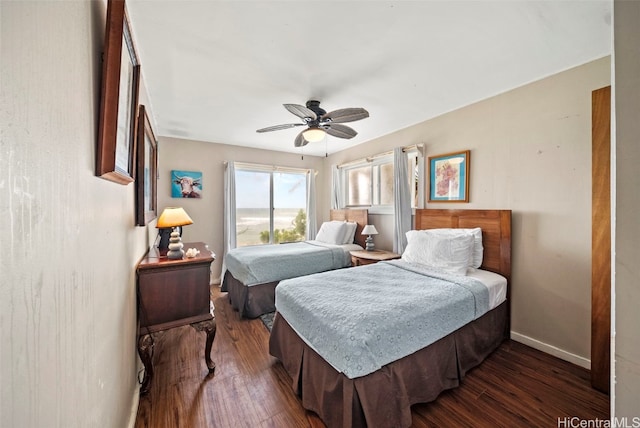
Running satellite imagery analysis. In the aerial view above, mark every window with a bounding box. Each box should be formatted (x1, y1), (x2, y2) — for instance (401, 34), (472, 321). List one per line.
(235, 164), (308, 247)
(339, 148), (424, 213)
(407, 149), (425, 209)
(343, 155), (394, 212)
(346, 165), (371, 206)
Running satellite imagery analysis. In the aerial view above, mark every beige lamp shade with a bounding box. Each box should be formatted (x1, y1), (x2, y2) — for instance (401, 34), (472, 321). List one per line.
(361, 224), (378, 235)
(362, 224), (378, 251)
(157, 207), (193, 228)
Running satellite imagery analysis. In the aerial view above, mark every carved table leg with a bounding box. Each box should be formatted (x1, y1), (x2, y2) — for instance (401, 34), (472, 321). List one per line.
(191, 318), (216, 373)
(137, 333), (154, 394)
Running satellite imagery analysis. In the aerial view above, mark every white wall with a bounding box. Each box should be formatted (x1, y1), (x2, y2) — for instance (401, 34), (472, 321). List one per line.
(613, 0), (640, 416)
(1, 2), (150, 426)
(157, 138), (325, 281)
(322, 57), (611, 367)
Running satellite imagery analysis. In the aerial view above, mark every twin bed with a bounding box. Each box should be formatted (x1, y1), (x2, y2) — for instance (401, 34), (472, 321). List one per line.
(221, 209), (368, 318)
(268, 209), (511, 428)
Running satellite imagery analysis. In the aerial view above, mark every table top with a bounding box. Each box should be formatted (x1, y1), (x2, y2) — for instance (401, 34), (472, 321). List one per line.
(349, 249), (401, 261)
(138, 242), (215, 269)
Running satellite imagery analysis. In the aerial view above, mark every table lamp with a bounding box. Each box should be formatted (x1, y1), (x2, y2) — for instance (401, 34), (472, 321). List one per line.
(157, 207), (193, 259)
(361, 224), (378, 251)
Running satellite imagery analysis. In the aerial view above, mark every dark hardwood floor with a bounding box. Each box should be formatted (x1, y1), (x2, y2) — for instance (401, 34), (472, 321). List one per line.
(135, 287), (609, 427)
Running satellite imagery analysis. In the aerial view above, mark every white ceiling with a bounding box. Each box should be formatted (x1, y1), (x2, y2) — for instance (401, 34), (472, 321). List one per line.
(126, 0), (611, 157)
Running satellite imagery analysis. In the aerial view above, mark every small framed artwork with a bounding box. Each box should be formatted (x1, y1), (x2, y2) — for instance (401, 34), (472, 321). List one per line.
(135, 106), (158, 226)
(428, 150), (470, 202)
(172, 170), (202, 198)
(96, 0), (140, 185)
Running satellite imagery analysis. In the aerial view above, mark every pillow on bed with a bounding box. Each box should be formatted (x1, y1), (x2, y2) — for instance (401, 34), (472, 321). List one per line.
(341, 222), (358, 244)
(403, 231), (474, 275)
(423, 228), (483, 268)
(315, 221), (347, 245)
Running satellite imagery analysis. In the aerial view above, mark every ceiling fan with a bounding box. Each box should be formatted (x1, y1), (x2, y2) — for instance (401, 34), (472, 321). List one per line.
(256, 100), (369, 147)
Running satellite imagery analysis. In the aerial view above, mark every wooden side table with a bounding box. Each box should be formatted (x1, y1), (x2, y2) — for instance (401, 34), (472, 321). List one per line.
(136, 242), (216, 394)
(350, 249), (401, 266)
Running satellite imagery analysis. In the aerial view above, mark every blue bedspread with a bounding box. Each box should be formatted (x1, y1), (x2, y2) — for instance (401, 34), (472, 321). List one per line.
(275, 260), (489, 379)
(224, 241), (351, 286)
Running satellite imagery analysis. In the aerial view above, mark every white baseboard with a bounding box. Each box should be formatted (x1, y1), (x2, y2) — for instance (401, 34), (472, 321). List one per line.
(127, 385), (140, 428)
(510, 331), (591, 370)
(126, 360), (144, 428)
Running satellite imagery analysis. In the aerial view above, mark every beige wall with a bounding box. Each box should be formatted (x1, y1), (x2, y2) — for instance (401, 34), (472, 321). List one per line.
(157, 138), (325, 281)
(1, 1), (151, 427)
(322, 57), (611, 366)
(613, 0), (640, 416)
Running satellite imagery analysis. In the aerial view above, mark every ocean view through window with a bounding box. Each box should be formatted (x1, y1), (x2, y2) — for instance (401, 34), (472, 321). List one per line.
(235, 165), (308, 247)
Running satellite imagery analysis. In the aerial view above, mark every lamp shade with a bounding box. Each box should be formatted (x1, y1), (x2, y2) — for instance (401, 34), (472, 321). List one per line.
(157, 207), (193, 228)
(361, 224), (378, 235)
(302, 128), (326, 143)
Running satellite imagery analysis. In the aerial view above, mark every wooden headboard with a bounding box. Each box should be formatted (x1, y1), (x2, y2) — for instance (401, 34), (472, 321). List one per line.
(330, 209), (369, 248)
(414, 209), (512, 283)
(415, 209), (512, 338)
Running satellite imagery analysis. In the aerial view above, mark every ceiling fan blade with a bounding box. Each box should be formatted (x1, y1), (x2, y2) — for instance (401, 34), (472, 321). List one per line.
(325, 123), (358, 139)
(256, 123), (305, 133)
(294, 131), (309, 147)
(284, 104), (317, 121)
(322, 108), (369, 123)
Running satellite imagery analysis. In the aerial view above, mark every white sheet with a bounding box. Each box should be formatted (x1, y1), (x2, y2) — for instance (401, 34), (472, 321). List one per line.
(466, 268), (507, 310)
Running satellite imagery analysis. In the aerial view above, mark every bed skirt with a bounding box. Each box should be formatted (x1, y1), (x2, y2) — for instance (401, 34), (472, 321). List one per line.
(222, 270), (279, 319)
(269, 301), (508, 428)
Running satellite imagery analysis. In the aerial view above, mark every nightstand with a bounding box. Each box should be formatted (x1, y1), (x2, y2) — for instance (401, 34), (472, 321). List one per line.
(136, 242), (216, 394)
(350, 249), (401, 266)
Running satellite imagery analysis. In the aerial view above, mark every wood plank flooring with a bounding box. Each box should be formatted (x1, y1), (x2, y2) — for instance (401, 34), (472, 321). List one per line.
(135, 287), (609, 427)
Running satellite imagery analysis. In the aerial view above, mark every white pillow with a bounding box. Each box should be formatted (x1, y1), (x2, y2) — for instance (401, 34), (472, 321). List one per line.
(341, 222), (358, 244)
(410, 228), (483, 268)
(403, 231), (474, 275)
(315, 221), (347, 245)
(466, 228), (483, 268)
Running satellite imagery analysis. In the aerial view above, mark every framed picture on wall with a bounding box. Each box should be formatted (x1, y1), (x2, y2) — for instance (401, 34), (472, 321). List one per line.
(428, 150), (470, 202)
(135, 105), (158, 226)
(96, 0), (140, 185)
(172, 170), (203, 198)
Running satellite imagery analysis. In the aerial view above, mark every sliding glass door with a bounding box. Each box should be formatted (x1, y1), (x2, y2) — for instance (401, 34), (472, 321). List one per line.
(235, 165), (307, 247)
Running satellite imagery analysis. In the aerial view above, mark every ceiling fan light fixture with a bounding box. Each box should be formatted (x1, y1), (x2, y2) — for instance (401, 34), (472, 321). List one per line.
(302, 127), (326, 143)
(257, 101), (368, 148)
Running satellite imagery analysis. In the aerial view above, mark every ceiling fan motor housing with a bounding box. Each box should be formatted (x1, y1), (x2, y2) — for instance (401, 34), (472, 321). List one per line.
(306, 100), (326, 118)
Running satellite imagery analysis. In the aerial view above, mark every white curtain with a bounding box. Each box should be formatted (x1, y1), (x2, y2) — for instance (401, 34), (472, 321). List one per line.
(331, 164), (342, 209)
(393, 147), (412, 254)
(220, 161), (236, 283)
(305, 170), (317, 240)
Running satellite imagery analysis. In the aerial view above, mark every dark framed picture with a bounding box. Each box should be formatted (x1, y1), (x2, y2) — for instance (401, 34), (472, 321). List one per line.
(428, 150), (470, 202)
(135, 106), (158, 226)
(96, 0), (140, 184)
